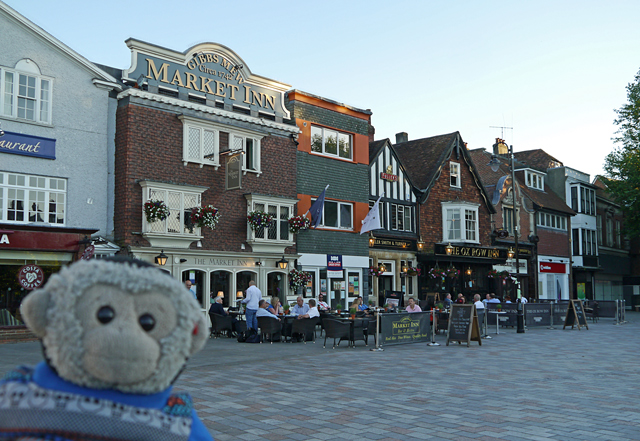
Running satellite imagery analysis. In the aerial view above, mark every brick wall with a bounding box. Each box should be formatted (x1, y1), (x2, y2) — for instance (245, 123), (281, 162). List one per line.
(419, 150), (493, 250)
(114, 103), (297, 253)
(0, 326), (37, 345)
(538, 228), (571, 257)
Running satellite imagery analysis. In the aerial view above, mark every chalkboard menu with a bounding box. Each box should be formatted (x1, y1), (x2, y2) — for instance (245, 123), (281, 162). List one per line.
(446, 304), (482, 347)
(563, 299), (589, 330)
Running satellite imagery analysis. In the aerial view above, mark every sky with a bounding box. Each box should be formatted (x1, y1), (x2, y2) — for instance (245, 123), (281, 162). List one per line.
(6, 0), (640, 179)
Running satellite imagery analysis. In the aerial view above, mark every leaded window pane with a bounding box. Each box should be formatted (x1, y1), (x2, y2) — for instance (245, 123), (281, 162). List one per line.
(280, 205), (289, 241)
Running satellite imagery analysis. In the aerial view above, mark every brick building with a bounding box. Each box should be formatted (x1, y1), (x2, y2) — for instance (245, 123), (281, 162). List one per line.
(393, 132), (505, 302)
(286, 90), (371, 309)
(470, 140), (575, 301)
(113, 39), (299, 311)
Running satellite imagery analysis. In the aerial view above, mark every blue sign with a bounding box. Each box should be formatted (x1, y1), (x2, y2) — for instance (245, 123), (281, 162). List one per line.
(0, 131), (56, 160)
(327, 254), (343, 271)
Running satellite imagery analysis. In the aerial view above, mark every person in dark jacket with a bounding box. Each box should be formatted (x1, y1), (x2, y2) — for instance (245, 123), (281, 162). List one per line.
(209, 296), (238, 336)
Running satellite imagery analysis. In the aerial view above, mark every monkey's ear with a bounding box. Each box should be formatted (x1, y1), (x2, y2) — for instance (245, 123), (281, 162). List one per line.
(21, 289), (51, 338)
(189, 315), (208, 355)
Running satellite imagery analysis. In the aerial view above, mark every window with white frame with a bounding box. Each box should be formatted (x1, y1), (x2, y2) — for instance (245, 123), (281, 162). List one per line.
(0, 172), (65, 224)
(503, 207), (515, 235)
(390, 204), (413, 232)
(450, 162), (460, 188)
(537, 212), (566, 230)
(312, 198), (353, 230)
(140, 181), (205, 236)
(525, 170), (544, 190)
(616, 220), (621, 248)
(0, 60), (52, 124)
(179, 116), (219, 168)
(231, 133), (261, 173)
(442, 203), (479, 243)
(247, 196), (295, 242)
(310, 125), (352, 160)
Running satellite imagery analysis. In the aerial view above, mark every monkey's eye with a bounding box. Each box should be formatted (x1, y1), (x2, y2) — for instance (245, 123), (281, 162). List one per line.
(97, 306), (115, 324)
(139, 314), (155, 332)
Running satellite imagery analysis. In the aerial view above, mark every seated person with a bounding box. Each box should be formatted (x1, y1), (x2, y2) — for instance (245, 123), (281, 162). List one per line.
(473, 293), (485, 310)
(350, 298), (362, 311)
(317, 294), (330, 311)
(291, 296), (309, 317)
(267, 296), (283, 315)
(356, 296), (369, 311)
(455, 293), (465, 303)
(405, 297), (422, 313)
(296, 299), (319, 319)
(209, 296), (239, 336)
(256, 299), (281, 320)
(504, 295), (512, 303)
(487, 293), (501, 303)
(443, 293), (453, 309)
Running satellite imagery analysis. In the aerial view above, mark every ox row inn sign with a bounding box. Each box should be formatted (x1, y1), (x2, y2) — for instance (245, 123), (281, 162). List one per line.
(122, 39), (291, 120)
(0, 131), (56, 160)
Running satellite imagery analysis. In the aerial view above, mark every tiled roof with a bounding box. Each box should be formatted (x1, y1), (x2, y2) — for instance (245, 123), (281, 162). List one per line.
(468, 149), (574, 216)
(369, 139), (388, 164)
(393, 132), (459, 190)
(513, 149), (563, 171)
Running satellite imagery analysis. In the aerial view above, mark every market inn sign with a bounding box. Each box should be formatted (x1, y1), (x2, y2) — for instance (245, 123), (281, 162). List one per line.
(122, 39), (291, 119)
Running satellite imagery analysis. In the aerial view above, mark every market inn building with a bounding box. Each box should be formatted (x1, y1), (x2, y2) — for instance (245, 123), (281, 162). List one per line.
(113, 39), (300, 312)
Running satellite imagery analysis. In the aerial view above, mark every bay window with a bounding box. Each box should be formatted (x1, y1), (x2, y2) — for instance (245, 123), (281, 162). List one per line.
(245, 194), (297, 253)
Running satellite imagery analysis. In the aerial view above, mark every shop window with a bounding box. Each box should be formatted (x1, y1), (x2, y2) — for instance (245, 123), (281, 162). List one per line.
(442, 203), (479, 243)
(0, 60), (52, 124)
(310, 125), (352, 160)
(450, 162), (460, 188)
(0, 172), (65, 225)
(210, 270), (232, 307)
(140, 181), (204, 237)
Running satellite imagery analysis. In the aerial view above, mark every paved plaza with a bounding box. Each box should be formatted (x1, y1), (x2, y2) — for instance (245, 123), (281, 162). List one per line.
(2, 313), (640, 440)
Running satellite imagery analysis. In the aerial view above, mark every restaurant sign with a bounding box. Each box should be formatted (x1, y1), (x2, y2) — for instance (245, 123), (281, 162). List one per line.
(18, 265), (44, 290)
(435, 243), (501, 259)
(372, 238), (416, 251)
(379, 312), (431, 345)
(123, 39), (291, 119)
(225, 152), (242, 190)
(380, 165), (398, 182)
(0, 131), (56, 160)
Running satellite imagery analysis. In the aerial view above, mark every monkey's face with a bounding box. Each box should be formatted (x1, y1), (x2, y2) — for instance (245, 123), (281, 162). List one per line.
(75, 285), (177, 385)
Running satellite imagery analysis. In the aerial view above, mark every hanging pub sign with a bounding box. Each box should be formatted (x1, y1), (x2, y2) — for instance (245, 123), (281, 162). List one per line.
(81, 245), (95, 260)
(122, 39), (291, 120)
(226, 152), (242, 190)
(380, 165), (398, 182)
(0, 131), (56, 160)
(17, 265), (45, 290)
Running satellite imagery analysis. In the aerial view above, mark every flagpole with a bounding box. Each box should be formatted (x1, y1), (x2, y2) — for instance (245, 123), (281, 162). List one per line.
(304, 184), (330, 217)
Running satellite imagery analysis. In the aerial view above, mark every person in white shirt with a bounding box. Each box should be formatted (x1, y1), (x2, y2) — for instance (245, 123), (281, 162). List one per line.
(520, 295), (528, 304)
(296, 299), (319, 319)
(317, 294), (330, 311)
(256, 299), (280, 320)
(241, 280), (262, 330)
(473, 294), (485, 310)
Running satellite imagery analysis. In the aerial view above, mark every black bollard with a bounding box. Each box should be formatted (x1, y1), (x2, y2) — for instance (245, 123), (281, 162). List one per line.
(517, 299), (525, 333)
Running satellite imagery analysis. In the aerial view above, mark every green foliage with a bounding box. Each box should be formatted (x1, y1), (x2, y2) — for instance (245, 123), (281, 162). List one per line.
(605, 68), (640, 238)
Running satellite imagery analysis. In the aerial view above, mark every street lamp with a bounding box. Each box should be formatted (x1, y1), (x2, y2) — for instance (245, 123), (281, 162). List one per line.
(154, 250), (168, 266)
(488, 145), (525, 333)
(277, 256), (288, 270)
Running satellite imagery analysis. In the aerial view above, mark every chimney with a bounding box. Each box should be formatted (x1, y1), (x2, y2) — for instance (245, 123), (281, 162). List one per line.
(493, 138), (509, 156)
(395, 132), (408, 144)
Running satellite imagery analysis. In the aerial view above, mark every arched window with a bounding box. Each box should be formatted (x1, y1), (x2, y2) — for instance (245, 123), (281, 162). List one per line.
(210, 270), (232, 307)
(182, 269), (205, 308)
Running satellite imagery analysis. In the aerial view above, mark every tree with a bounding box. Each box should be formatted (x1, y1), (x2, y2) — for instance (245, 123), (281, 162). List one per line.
(604, 68), (640, 238)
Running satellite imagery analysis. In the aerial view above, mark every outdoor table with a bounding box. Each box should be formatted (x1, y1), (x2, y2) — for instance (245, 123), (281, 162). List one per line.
(487, 311), (506, 334)
(335, 317), (367, 347)
(229, 311), (245, 321)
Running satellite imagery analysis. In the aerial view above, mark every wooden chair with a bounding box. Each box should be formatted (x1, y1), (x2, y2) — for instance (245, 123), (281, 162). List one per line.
(209, 313), (233, 338)
(322, 318), (351, 349)
(257, 316), (282, 344)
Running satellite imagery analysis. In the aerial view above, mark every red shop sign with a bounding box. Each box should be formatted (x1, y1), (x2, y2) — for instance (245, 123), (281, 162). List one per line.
(539, 262), (566, 274)
(17, 265), (45, 290)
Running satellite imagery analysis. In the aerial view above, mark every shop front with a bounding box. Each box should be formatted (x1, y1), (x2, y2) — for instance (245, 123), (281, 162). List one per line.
(298, 253), (368, 310)
(418, 243), (513, 303)
(369, 237), (418, 307)
(538, 257), (570, 300)
(0, 224), (97, 323)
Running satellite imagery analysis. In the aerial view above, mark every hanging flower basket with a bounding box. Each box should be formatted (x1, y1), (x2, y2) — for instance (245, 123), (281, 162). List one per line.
(406, 266), (421, 277)
(487, 269), (499, 278)
(144, 200), (170, 223)
(289, 268), (311, 289)
(288, 214), (311, 233)
(445, 267), (460, 278)
(247, 211), (274, 231)
(190, 205), (220, 229)
(369, 265), (384, 277)
(428, 267), (446, 279)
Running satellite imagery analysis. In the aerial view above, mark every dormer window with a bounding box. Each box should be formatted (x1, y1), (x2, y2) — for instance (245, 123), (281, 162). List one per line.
(450, 162), (460, 188)
(525, 170), (544, 190)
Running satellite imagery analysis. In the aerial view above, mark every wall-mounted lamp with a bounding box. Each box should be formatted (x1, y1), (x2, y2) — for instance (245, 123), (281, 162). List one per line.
(155, 250), (168, 266)
(179, 258), (187, 263)
(417, 239), (425, 251)
(445, 243), (454, 255)
(369, 234), (375, 247)
(402, 265), (408, 273)
(277, 256), (288, 270)
(255, 261), (262, 266)
(465, 267), (472, 276)
(507, 247), (515, 259)
(378, 263), (386, 273)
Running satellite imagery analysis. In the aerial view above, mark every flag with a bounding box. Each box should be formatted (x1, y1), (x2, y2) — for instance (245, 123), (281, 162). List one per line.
(309, 185), (329, 228)
(360, 194), (383, 234)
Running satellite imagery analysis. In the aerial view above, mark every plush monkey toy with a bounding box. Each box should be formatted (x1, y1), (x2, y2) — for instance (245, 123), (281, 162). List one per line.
(0, 257), (213, 441)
